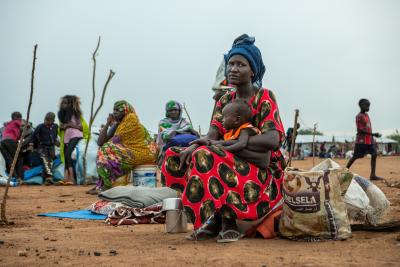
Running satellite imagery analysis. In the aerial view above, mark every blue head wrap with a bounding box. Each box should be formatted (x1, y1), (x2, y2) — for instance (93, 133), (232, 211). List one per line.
(224, 34), (266, 87)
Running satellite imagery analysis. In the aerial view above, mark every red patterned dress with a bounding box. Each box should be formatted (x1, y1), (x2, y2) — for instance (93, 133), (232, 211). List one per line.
(161, 88), (285, 229)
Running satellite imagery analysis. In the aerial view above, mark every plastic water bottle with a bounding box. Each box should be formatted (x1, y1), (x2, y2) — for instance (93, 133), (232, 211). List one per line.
(10, 178), (19, 187)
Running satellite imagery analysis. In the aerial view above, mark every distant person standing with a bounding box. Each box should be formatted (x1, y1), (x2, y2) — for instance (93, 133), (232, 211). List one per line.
(285, 123), (300, 153)
(57, 95), (88, 185)
(319, 142), (327, 158)
(346, 99), (383, 180)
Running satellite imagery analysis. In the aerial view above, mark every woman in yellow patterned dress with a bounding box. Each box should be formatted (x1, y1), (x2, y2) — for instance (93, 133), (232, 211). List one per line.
(87, 100), (155, 194)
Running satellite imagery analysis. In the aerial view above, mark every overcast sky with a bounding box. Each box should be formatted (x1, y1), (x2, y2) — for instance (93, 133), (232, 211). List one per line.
(0, 0), (399, 136)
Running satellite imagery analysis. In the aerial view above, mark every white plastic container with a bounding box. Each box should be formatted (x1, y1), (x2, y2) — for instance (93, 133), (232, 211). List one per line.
(132, 165), (157, 188)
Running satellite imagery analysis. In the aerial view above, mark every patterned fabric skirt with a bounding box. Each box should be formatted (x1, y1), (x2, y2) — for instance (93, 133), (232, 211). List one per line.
(96, 141), (135, 189)
(161, 145), (284, 229)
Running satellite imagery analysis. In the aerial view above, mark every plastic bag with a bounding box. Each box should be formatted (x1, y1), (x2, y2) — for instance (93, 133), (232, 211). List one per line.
(24, 175), (43, 185)
(280, 160), (352, 241)
(0, 152), (7, 178)
(52, 163), (65, 182)
(74, 139), (99, 185)
(310, 159), (354, 195)
(344, 175), (390, 225)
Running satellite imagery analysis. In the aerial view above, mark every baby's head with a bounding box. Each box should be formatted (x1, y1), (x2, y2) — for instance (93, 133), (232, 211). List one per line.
(222, 100), (253, 130)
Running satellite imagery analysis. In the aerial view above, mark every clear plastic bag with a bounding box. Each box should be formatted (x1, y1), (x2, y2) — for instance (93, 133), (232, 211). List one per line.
(0, 152), (7, 178)
(74, 138), (99, 185)
(344, 175), (390, 225)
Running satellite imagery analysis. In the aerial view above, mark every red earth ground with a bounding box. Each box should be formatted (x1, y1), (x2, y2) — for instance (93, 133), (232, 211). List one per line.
(0, 156), (399, 266)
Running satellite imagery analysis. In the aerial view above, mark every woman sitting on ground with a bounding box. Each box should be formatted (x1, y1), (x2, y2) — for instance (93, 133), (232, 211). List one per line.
(156, 100), (199, 164)
(161, 34), (285, 243)
(57, 95), (88, 185)
(87, 100), (156, 194)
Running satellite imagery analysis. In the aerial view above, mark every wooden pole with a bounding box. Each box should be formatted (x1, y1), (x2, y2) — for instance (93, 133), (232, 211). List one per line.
(82, 36), (100, 183)
(287, 109), (299, 167)
(1, 44), (37, 224)
(312, 123), (317, 167)
(182, 103), (194, 128)
(82, 36), (115, 183)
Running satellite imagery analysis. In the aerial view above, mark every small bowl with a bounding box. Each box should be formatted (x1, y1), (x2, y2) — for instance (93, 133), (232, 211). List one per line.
(162, 198), (183, 211)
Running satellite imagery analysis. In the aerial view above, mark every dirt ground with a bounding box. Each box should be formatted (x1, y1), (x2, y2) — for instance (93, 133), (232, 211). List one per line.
(0, 156), (399, 267)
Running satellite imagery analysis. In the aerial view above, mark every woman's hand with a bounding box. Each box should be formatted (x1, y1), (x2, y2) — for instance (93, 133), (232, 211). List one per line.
(106, 113), (115, 126)
(178, 144), (198, 169)
(190, 137), (210, 146)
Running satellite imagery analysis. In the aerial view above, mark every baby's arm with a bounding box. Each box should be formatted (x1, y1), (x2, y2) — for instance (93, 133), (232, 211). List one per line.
(222, 130), (250, 153)
(209, 139), (237, 146)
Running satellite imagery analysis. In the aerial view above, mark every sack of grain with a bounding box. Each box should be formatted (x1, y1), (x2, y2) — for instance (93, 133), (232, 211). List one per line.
(280, 162), (352, 241)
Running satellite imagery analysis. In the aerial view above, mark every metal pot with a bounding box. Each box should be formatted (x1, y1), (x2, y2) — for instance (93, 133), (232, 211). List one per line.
(162, 198), (183, 211)
(165, 210), (188, 233)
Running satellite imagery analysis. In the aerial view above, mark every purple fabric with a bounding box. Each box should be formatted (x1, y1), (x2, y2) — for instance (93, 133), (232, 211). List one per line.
(163, 134), (198, 151)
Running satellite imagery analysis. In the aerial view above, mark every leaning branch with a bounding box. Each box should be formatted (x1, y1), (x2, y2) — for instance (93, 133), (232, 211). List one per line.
(182, 103), (194, 128)
(92, 70), (115, 121)
(89, 36), (101, 131)
(1, 44), (37, 224)
(82, 36), (114, 182)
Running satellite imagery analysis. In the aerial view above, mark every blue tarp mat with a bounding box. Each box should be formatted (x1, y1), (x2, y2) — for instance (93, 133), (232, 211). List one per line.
(24, 157), (62, 180)
(38, 210), (106, 220)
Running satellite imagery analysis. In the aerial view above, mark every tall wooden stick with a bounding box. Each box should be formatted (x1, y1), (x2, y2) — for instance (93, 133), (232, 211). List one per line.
(287, 109), (299, 167)
(92, 70), (115, 121)
(82, 36), (115, 183)
(312, 123), (317, 167)
(1, 44), (37, 224)
(88, 36), (101, 138)
(182, 103), (194, 128)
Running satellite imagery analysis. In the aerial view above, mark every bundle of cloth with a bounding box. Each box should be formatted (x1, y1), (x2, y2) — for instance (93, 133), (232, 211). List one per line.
(106, 203), (166, 226)
(88, 186), (177, 226)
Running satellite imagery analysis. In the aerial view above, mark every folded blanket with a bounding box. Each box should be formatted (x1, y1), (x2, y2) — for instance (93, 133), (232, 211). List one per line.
(98, 186), (177, 208)
(106, 203), (165, 226)
(87, 200), (129, 215)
